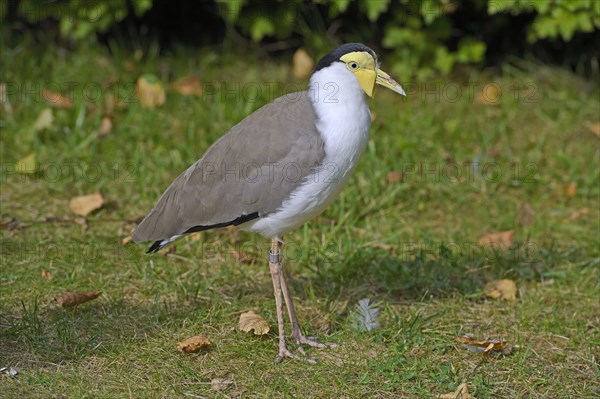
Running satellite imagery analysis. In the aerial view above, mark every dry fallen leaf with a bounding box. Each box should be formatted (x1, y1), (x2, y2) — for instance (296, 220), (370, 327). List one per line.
(517, 202), (535, 227)
(55, 291), (102, 308)
(40, 269), (53, 281)
(456, 335), (513, 358)
(475, 83), (501, 105)
(69, 192), (104, 216)
(485, 279), (517, 300)
(478, 230), (514, 249)
(136, 74), (165, 108)
(569, 207), (590, 221)
(438, 383), (474, 399)
(169, 75), (203, 97)
(0, 219), (22, 230)
(211, 378), (234, 391)
(32, 108), (54, 132)
(387, 171), (404, 184)
(176, 336), (212, 353)
(42, 88), (73, 108)
(98, 116), (113, 136)
(292, 47), (314, 80)
(238, 310), (270, 335)
(121, 236), (132, 245)
(585, 121), (600, 137)
(564, 182), (576, 198)
(15, 153), (37, 174)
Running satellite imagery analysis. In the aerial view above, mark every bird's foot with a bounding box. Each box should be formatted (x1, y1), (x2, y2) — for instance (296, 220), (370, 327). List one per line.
(275, 344), (317, 364)
(294, 334), (338, 349)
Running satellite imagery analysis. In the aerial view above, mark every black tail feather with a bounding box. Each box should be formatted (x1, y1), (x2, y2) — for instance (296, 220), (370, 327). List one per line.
(147, 240), (164, 254)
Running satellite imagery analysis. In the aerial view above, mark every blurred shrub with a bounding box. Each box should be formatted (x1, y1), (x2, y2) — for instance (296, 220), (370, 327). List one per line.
(488, 0), (600, 42)
(3, 0), (599, 78)
(6, 0), (152, 40)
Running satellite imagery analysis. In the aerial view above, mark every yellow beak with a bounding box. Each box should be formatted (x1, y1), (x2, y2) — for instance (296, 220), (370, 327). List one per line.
(375, 69), (406, 96)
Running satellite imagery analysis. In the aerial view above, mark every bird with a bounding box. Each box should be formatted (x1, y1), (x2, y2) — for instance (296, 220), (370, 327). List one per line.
(132, 43), (405, 362)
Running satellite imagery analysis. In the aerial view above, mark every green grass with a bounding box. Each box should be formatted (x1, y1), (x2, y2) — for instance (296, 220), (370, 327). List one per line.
(1, 41), (599, 398)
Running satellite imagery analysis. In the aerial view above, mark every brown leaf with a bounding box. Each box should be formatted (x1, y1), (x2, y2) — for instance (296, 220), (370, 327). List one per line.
(438, 383), (474, 399)
(585, 121), (600, 137)
(292, 47), (314, 80)
(55, 291), (102, 307)
(569, 207), (590, 221)
(32, 108), (54, 132)
(456, 335), (513, 358)
(176, 336), (212, 353)
(478, 230), (514, 249)
(136, 74), (165, 108)
(238, 310), (270, 335)
(69, 192), (104, 216)
(211, 378), (234, 391)
(98, 116), (113, 136)
(485, 279), (517, 300)
(387, 171), (404, 184)
(40, 269), (53, 281)
(121, 236), (132, 245)
(169, 75), (203, 97)
(0, 219), (22, 230)
(517, 202), (535, 227)
(42, 88), (73, 108)
(475, 83), (501, 105)
(564, 182), (576, 198)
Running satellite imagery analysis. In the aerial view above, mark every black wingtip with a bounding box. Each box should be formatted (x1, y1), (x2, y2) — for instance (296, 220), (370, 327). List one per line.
(147, 240), (163, 254)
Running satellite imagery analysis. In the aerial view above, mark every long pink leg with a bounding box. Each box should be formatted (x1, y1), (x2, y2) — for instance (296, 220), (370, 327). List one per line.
(268, 238), (299, 362)
(277, 236), (337, 351)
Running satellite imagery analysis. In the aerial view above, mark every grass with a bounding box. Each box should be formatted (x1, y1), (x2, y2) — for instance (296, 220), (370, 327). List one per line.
(1, 40), (599, 398)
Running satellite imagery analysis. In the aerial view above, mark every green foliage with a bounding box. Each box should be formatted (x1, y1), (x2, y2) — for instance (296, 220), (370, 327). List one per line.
(488, 0), (600, 42)
(13, 0), (151, 41)
(5, 0), (599, 77)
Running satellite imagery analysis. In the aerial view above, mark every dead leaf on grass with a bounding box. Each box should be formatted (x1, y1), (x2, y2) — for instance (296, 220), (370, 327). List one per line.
(456, 335), (513, 358)
(40, 269), (53, 281)
(292, 47), (314, 79)
(15, 153), (37, 174)
(69, 192), (104, 216)
(32, 108), (54, 132)
(169, 75), (203, 97)
(387, 171), (404, 184)
(478, 230), (514, 249)
(564, 182), (576, 198)
(569, 207), (590, 221)
(585, 121), (600, 137)
(176, 336), (212, 353)
(42, 88), (73, 108)
(211, 378), (234, 391)
(136, 74), (165, 108)
(98, 116), (113, 136)
(55, 291), (102, 308)
(438, 383), (474, 399)
(485, 279), (517, 300)
(0, 219), (23, 230)
(475, 83), (501, 105)
(238, 310), (270, 335)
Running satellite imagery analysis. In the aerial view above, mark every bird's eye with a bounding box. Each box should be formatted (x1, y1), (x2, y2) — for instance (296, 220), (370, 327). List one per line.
(348, 61), (359, 70)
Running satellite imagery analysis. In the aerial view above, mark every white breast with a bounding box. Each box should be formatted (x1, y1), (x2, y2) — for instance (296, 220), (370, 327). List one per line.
(244, 63), (371, 238)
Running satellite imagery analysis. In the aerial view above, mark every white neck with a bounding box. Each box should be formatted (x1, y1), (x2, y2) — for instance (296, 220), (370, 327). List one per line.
(308, 62), (372, 169)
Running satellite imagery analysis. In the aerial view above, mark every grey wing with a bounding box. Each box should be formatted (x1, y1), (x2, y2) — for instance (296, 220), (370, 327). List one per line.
(132, 92), (325, 243)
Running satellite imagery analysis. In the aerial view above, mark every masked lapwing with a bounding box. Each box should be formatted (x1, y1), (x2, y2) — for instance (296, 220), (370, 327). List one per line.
(133, 43), (405, 362)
